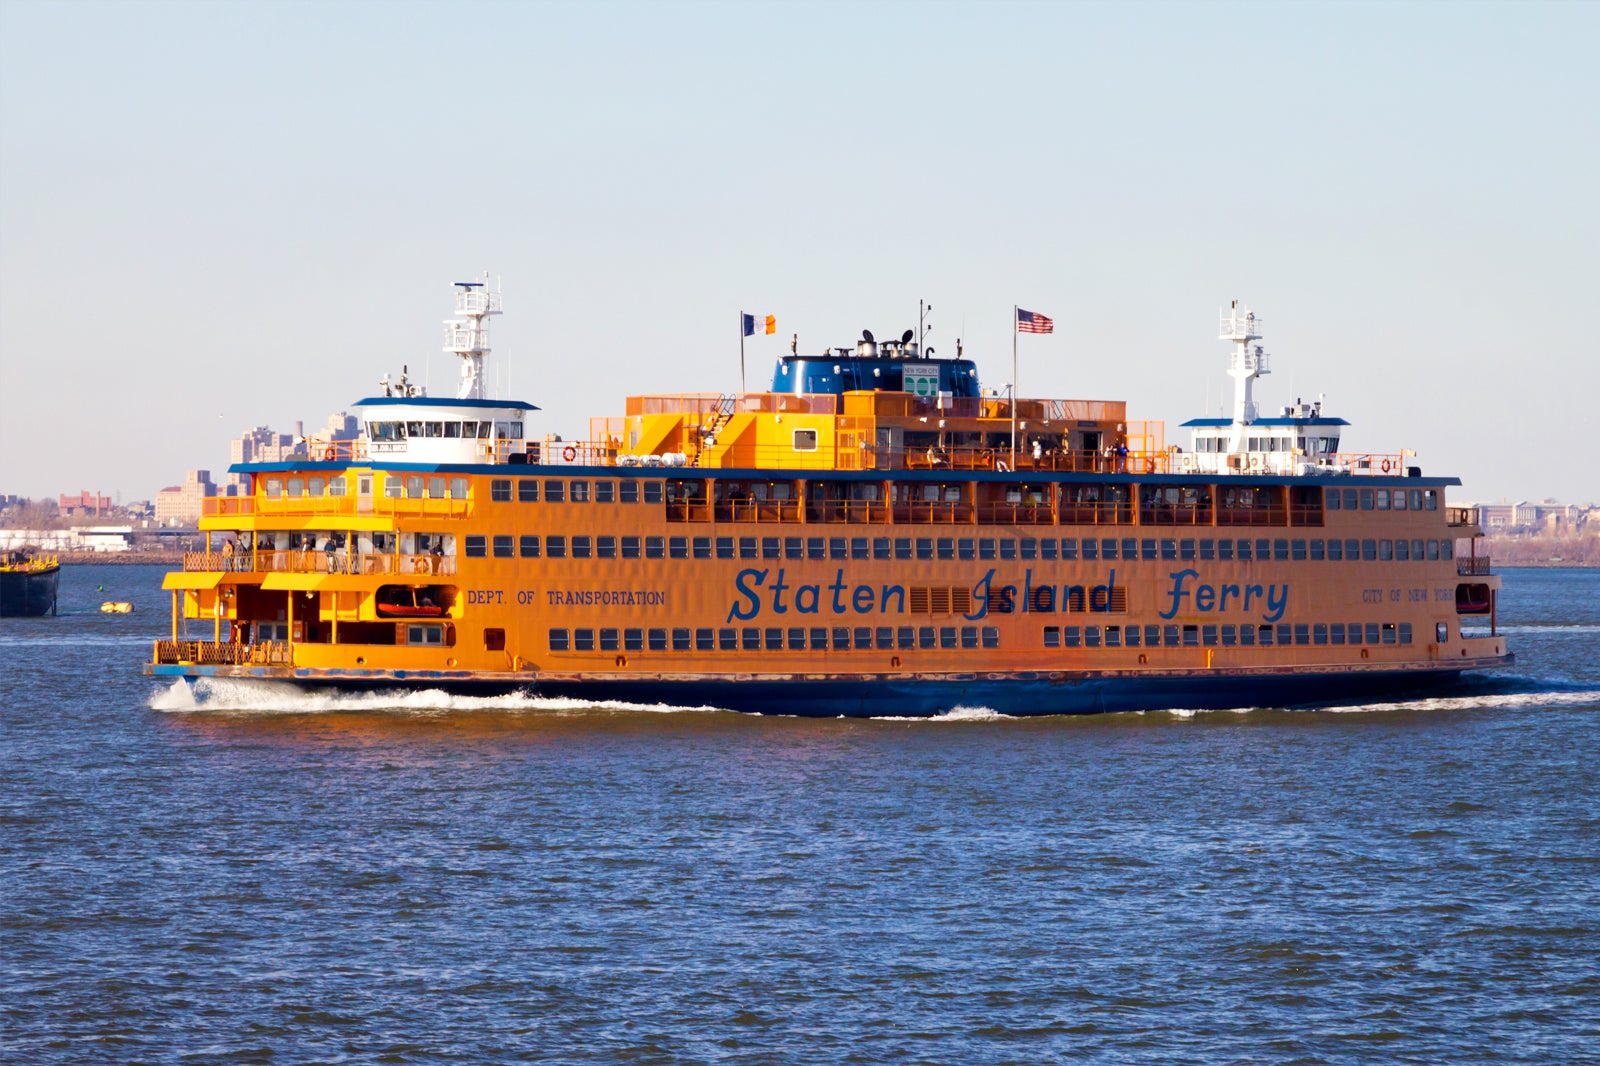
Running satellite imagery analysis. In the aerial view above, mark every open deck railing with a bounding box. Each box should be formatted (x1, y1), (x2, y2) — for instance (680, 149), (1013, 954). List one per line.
(1457, 557), (1493, 576)
(152, 640), (292, 666)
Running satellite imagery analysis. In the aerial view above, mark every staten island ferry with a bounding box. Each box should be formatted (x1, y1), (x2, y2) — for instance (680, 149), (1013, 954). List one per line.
(146, 281), (1511, 715)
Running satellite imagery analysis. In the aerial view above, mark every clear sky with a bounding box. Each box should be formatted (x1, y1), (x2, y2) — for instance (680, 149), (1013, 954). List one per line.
(2, 0), (1595, 505)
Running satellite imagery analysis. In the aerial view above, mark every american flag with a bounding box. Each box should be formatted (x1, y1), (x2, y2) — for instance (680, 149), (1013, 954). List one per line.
(1016, 308), (1053, 334)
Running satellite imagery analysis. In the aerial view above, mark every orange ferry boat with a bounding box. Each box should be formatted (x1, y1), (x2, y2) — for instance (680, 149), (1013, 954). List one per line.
(146, 281), (1511, 715)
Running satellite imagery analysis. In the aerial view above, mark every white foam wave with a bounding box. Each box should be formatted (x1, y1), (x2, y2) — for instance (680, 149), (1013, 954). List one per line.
(869, 704), (1015, 722)
(148, 677), (730, 717)
(1315, 689), (1600, 715)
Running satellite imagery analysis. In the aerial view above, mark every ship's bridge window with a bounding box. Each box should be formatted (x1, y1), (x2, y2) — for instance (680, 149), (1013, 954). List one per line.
(443, 422), (461, 438)
(406, 422), (423, 438)
(368, 422), (403, 441)
(793, 429), (818, 452)
(496, 421), (523, 440)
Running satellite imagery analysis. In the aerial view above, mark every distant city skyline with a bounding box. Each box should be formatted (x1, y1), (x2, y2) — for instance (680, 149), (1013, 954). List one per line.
(2, 1), (1596, 503)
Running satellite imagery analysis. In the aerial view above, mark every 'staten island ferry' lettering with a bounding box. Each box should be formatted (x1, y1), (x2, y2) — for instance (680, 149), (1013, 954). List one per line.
(147, 281), (1511, 715)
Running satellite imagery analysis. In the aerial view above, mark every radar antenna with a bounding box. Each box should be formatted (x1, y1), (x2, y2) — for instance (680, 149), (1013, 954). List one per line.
(444, 272), (504, 400)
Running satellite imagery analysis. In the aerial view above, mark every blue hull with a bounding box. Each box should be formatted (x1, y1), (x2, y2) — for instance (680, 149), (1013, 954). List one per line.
(149, 662), (1503, 716)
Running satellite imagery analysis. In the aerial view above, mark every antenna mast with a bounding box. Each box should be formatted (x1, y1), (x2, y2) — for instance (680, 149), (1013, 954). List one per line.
(444, 271), (503, 400)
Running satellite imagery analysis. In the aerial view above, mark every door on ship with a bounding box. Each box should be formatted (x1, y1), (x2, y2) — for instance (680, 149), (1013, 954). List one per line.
(358, 474), (373, 515)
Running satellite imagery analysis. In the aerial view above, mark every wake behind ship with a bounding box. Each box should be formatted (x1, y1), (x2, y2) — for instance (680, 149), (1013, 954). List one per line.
(146, 281), (1511, 715)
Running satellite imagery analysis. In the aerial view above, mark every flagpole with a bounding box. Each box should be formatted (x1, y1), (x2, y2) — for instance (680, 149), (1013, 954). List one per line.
(740, 312), (746, 396)
(1011, 305), (1018, 468)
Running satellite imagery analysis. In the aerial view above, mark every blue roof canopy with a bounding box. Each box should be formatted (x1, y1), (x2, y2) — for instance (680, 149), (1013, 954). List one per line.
(354, 396), (539, 411)
(1181, 416), (1349, 428)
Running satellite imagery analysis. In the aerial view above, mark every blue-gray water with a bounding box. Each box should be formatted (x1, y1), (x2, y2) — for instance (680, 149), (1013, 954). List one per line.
(3, 565), (1598, 1064)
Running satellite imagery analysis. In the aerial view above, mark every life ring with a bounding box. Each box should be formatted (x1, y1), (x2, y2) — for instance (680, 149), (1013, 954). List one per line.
(1381, 458), (1392, 473)
(1144, 458), (1155, 474)
(323, 446), (336, 462)
(562, 445), (577, 462)
(414, 558), (429, 573)
(995, 459), (1009, 473)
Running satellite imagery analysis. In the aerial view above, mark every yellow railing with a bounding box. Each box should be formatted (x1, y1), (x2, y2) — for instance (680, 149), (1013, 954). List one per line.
(152, 640), (293, 665)
(204, 495), (472, 519)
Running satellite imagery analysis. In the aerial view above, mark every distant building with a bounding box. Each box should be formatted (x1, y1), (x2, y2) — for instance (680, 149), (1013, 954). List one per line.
(222, 413), (358, 492)
(0, 526), (133, 552)
(154, 470), (216, 526)
(59, 490), (113, 517)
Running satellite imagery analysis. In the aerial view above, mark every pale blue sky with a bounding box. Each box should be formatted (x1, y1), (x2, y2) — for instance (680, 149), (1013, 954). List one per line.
(2, 0), (1595, 504)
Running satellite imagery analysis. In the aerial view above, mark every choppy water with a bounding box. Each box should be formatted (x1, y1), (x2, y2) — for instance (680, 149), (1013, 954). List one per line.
(3, 565), (1597, 1064)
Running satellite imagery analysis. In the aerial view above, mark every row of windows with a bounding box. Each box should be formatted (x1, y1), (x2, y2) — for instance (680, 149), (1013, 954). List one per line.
(464, 533), (1456, 564)
(1043, 621), (1415, 649)
(486, 480), (1437, 515)
(1326, 488), (1438, 512)
(489, 478), (663, 505)
(548, 625), (1002, 653)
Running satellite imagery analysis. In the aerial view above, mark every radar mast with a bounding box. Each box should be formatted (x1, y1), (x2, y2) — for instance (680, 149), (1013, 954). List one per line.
(444, 272), (503, 400)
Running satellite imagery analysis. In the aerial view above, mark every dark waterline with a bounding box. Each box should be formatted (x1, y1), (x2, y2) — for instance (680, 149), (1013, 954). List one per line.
(3, 566), (1598, 1063)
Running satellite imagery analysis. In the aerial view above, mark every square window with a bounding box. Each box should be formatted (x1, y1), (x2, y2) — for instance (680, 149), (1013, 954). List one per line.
(1084, 627), (1101, 648)
(1202, 625), (1218, 646)
(464, 535), (487, 558)
(1199, 538), (1216, 561)
(715, 537), (735, 559)
(572, 536), (592, 559)
(895, 538), (914, 560)
(693, 537), (712, 559)
(739, 537), (759, 559)
(807, 538), (826, 560)
(1104, 625), (1121, 648)
(672, 628), (691, 651)
(917, 538), (934, 560)
(765, 628), (784, 650)
(600, 629), (619, 652)
(1043, 626), (1061, 648)
(1063, 626), (1081, 648)
(1219, 539), (1235, 561)
(545, 480), (565, 503)
(519, 535), (540, 558)
(1294, 624), (1309, 645)
(619, 481), (639, 503)
(595, 481), (615, 503)
(978, 538), (996, 560)
(493, 535), (513, 558)
(999, 539), (1017, 561)
(876, 627), (894, 648)
(548, 628), (569, 651)
(646, 536), (665, 559)
(648, 629), (667, 651)
(1061, 538), (1078, 561)
(919, 627), (936, 649)
(1040, 539), (1058, 561)
(855, 627), (873, 648)
(643, 482), (663, 504)
(874, 538), (892, 560)
(940, 627), (958, 649)
(1314, 623), (1328, 645)
(812, 627), (830, 650)
(763, 537), (781, 559)
(574, 629), (595, 652)
(1309, 539), (1324, 560)
(1221, 624), (1237, 646)
(517, 479), (538, 503)
(1291, 540), (1306, 561)
(830, 538), (848, 560)
(1125, 626), (1141, 647)
(621, 536), (640, 559)
(1331, 623), (1346, 645)
(696, 628), (715, 651)
(851, 538), (870, 560)
(1142, 539), (1158, 561)
(832, 627), (851, 650)
(597, 536), (616, 559)
(1020, 538), (1037, 560)
(624, 629), (643, 652)
(961, 626), (979, 649)
(570, 481), (590, 503)
(785, 537), (804, 559)
(491, 479), (512, 502)
(897, 627), (915, 650)
(742, 628), (760, 651)
(789, 628), (807, 650)
(937, 538), (955, 560)
(546, 536), (566, 559)
(668, 537), (687, 559)
(1082, 538), (1098, 561)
